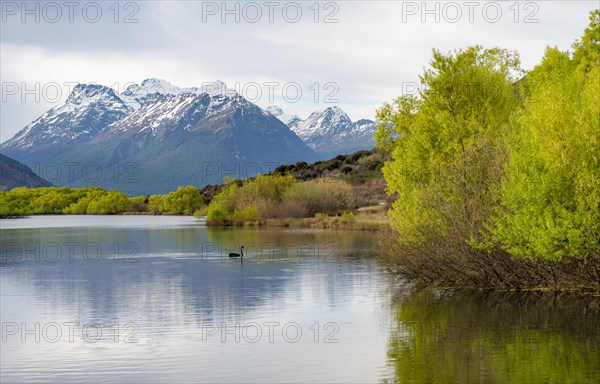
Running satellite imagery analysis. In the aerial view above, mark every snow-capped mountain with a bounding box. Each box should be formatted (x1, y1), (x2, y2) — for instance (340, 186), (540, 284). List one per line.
(1, 78), (378, 194)
(265, 106), (301, 127)
(120, 78), (235, 110)
(268, 105), (377, 157)
(2, 79), (318, 195)
(1, 84), (132, 164)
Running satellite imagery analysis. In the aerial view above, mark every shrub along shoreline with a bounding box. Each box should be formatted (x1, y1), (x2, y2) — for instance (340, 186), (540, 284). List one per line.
(374, 11), (600, 291)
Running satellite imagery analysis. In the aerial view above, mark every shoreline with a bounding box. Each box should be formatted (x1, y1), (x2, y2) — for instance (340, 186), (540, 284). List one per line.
(1, 213), (387, 231)
(4, 214), (598, 294)
(204, 215), (389, 231)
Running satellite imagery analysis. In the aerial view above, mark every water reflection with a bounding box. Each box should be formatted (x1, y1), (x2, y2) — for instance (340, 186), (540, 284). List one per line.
(1, 216), (389, 383)
(384, 289), (600, 383)
(3, 216), (598, 383)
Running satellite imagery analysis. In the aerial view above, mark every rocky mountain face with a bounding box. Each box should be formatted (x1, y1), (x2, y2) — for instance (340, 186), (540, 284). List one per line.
(1, 79), (318, 195)
(0, 154), (52, 191)
(1, 84), (132, 165)
(267, 105), (377, 158)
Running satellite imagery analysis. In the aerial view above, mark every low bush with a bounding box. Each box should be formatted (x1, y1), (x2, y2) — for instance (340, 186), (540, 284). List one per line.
(206, 201), (229, 224)
(284, 178), (354, 217)
(232, 206), (259, 225)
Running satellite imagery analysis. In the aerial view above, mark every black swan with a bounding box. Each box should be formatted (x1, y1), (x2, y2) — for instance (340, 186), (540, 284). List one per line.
(229, 246), (244, 258)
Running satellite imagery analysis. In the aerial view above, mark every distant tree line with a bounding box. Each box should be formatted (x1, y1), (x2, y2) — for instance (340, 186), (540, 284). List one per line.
(0, 185), (205, 217)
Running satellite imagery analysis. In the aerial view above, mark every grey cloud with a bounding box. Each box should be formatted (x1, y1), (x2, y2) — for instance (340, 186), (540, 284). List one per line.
(1, 1), (597, 143)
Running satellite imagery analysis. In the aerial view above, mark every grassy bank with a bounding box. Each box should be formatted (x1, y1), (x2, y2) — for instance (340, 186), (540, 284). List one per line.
(265, 217), (386, 230)
(206, 210), (389, 231)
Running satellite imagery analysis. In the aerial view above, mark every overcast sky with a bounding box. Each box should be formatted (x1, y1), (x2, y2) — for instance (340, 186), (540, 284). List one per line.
(1, 0), (597, 143)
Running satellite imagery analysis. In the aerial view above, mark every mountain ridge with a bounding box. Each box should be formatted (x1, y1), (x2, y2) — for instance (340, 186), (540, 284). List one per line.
(267, 104), (377, 157)
(2, 80), (319, 195)
(2, 84), (132, 165)
(0, 154), (52, 191)
(1, 78), (377, 194)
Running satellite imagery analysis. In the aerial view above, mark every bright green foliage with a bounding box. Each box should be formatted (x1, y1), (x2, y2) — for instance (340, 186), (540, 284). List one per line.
(160, 186), (203, 214)
(486, 11), (600, 261)
(376, 46), (521, 245)
(0, 187), (90, 216)
(573, 10), (600, 75)
(0, 186), (131, 216)
(206, 174), (296, 224)
(63, 187), (108, 214)
(143, 186), (205, 215)
(30, 187), (83, 214)
(378, 11), (599, 262)
(236, 174), (296, 207)
(61, 187), (131, 214)
(147, 195), (164, 214)
(0, 185), (203, 217)
(206, 180), (240, 223)
(0, 187), (37, 216)
(206, 202), (229, 223)
(86, 190), (131, 214)
(232, 206), (259, 224)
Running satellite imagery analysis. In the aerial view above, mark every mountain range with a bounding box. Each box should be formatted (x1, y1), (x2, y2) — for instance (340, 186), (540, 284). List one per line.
(1, 79), (376, 195)
(267, 105), (376, 158)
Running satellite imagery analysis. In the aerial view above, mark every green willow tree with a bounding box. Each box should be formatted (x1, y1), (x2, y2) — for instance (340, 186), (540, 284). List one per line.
(378, 11), (599, 272)
(376, 46), (522, 247)
(161, 186), (204, 214)
(63, 187), (130, 214)
(486, 11), (600, 261)
(0, 186), (132, 216)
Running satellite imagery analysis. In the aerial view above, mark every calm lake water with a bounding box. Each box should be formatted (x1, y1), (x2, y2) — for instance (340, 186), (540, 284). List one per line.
(1, 216), (598, 383)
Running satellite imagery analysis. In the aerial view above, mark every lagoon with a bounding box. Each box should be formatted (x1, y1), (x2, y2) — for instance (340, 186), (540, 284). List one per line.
(0, 216), (598, 383)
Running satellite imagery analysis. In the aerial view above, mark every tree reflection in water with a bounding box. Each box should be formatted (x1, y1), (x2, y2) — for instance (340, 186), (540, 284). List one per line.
(384, 289), (599, 383)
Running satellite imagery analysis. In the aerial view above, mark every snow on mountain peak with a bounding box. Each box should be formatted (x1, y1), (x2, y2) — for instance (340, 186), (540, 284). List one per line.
(56, 84), (131, 118)
(199, 80), (234, 96)
(121, 79), (193, 110)
(280, 105), (376, 154)
(266, 105), (301, 126)
(1, 77), (376, 165)
(141, 78), (173, 87)
(321, 106), (351, 123)
(326, 105), (345, 114)
(66, 84), (122, 106)
(2, 83), (131, 153)
(120, 79), (239, 110)
(266, 105), (284, 116)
